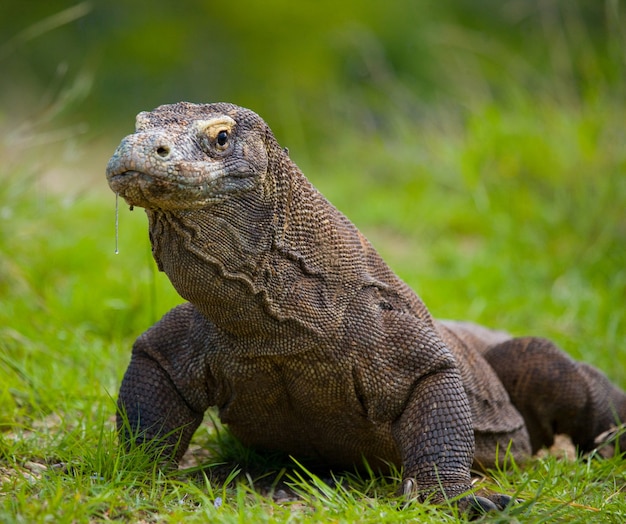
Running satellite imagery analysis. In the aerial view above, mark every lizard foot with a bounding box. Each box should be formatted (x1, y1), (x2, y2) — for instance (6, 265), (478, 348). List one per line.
(402, 478), (515, 516)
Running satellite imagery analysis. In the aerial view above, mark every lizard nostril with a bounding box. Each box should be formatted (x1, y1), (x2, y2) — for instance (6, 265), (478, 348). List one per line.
(156, 145), (170, 158)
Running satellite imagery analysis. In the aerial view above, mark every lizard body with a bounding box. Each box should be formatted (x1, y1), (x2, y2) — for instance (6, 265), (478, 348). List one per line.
(106, 102), (626, 512)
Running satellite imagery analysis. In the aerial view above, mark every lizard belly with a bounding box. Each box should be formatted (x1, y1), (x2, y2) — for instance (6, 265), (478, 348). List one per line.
(214, 354), (400, 471)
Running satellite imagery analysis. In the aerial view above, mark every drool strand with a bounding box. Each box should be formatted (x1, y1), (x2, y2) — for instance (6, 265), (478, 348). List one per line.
(115, 192), (119, 255)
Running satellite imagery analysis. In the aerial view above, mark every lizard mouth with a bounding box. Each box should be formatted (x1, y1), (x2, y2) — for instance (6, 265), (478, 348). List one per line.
(107, 166), (256, 211)
(106, 155), (231, 190)
(107, 170), (158, 209)
(108, 169), (153, 187)
(108, 166), (227, 194)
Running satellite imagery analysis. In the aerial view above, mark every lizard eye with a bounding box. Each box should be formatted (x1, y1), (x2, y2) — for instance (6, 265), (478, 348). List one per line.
(216, 130), (229, 148)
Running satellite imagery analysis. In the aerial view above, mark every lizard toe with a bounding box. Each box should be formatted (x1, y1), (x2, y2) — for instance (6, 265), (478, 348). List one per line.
(458, 492), (517, 518)
(487, 493), (516, 509)
(456, 495), (497, 519)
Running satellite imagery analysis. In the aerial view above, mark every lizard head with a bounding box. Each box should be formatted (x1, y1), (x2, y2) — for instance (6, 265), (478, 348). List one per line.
(106, 102), (273, 210)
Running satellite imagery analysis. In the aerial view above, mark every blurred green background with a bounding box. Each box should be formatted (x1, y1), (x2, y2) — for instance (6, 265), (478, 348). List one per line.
(3, 0), (623, 145)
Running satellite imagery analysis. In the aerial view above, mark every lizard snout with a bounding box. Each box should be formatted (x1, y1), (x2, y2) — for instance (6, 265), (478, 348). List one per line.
(106, 132), (178, 178)
(105, 131), (181, 209)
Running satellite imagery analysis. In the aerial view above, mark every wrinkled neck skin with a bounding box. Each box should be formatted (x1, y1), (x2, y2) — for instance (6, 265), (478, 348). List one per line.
(146, 152), (394, 344)
(147, 175), (279, 337)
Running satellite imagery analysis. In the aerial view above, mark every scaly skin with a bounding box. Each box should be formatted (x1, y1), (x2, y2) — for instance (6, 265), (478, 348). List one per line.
(106, 102), (626, 513)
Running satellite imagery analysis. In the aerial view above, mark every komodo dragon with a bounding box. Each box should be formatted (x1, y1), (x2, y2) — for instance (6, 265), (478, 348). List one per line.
(106, 102), (626, 512)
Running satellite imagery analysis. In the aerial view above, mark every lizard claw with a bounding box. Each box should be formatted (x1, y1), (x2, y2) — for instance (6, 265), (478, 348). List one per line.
(460, 493), (516, 518)
(593, 424), (626, 458)
(401, 478), (415, 498)
(484, 493), (515, 509)
(467, 495), (499, 512)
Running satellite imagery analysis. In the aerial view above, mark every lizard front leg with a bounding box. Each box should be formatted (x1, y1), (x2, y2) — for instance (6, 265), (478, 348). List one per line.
(393, 365), (512, 512)
(116, 303), (213, 463)
(351, 295), (512, 512)
(392, 366), (474, 501)
(345, 286), (513, 512)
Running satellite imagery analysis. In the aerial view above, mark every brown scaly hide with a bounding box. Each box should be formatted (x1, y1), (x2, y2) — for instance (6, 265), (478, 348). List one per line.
(106, 102), (626, 513)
